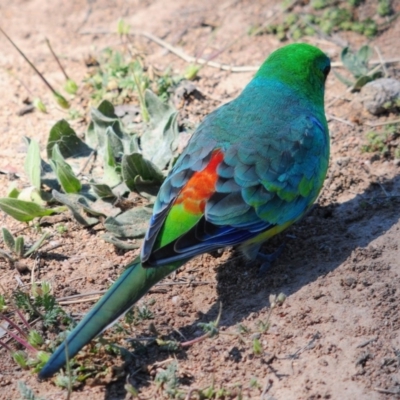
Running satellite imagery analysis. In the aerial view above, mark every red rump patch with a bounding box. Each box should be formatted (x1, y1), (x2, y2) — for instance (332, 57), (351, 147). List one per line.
(174, 150), (224, 215)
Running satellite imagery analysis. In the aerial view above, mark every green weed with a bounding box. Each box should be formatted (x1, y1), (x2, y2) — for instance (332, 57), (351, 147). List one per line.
(250, 0), (391, 41)
(85, 48), (183, 107)
(334, 45), (382, 91)
(0, 228), (50, 267)
(362, 125), (399, 157)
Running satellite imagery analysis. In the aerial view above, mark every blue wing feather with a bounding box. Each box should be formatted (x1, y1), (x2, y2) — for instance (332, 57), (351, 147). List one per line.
(142, 80), (329, 266)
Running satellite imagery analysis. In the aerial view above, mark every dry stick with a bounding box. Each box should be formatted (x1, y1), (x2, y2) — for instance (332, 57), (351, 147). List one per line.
(155, 280), (213, 286)
(0, 283), (31, 330)
(0, 26), (58, 95)
(374, 45), (388, 77)
(374, 387), (400, 395)
(326, 95), (349, 109)
(0, 314), (28, 339)
(3, 325), (36, 353)
(129, 32), (400, 71)
(75, 3), (93, 33)
(76, 150), (96, 176)
(2, 68), (35, 97)
(156, 0), (300, 73)
(135, 31), (265, 72)
(31, 255), (37, 287)
(326, 113), (355, 127)
(45, 38), (70, 80)
(180, 302), (222, 348)
(364, 118), (400, 127)
(80, 28), (400, 72)
(13, 307), (31, 331)
(14, 275), (24, 287)
(0, 338), (13, 353)
(57, 290), (106, 302)
(58, 296), (102, 305)
(356, 337), (377, 348)
(184, 388), (200, 400)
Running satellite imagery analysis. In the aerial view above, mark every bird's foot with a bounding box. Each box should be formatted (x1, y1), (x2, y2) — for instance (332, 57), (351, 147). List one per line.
(256, 241), (286, 275)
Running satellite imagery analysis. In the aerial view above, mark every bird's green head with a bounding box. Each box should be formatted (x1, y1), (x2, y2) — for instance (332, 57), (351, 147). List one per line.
(256, 43), (331, 103)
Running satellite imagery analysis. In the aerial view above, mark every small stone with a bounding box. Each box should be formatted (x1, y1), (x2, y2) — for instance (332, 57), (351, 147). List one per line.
(14, 261), (30, 273)
(359, 78), (400, 115)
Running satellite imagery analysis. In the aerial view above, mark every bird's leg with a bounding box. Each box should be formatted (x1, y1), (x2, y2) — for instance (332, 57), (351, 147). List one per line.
(256, 241), (286, 275)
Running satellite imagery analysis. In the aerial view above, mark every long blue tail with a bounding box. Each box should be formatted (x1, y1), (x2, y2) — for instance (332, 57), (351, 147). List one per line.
(39, 257), (180, 379)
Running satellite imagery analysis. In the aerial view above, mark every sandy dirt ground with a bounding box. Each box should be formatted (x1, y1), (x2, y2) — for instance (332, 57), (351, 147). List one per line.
(0, 0), (400, 399)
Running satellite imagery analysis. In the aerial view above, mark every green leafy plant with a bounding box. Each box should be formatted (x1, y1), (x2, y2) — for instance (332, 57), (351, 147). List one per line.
(18, 381), (46, 400)
(252, 337), (263, 356)
(85, 48), (183, 107)
(0, 89), (183, 247)
(14, 281), (72, 328)
(361, 124), (400, 157)
(0, 290), (52, 374)
(251, 0), (385, 41)
(334, 45), (382, 91)
(154, 361), (182, 398)
(377, 0), (392, 16)
(362, 131), (389, 154)
(0, 228), (50, 267)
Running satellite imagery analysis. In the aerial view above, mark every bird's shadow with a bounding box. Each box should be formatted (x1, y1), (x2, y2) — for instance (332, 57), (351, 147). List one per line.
(104, 175), (400, 399)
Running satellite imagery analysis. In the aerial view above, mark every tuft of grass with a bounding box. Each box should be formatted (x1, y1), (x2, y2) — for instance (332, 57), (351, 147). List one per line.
(252, 337), (263, 356)
(13, 281), (72, 328)
(85, 48), (183, 107)
(0, 228), (50, 268)
(18, 381), (45, 400)
(377, 0), (392, 16)
(0, 285), (61, 373)
(334, 45), (383, 91)
(154, 361), (182, 398)
(250, 0), (390, 41)
(361, 125), (399, 157)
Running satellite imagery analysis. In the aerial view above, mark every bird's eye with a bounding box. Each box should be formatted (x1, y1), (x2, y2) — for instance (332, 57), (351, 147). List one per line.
(323, 65), (331, 77)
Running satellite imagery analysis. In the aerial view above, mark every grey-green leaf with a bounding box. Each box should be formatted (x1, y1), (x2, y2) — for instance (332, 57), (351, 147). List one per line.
(103, 136), (122, 187)
(52, 190), (99, 226)
(2, 228), (15, 252)
(353, 75), (374, 91)
(7, 185), (20, 199)
(145, 89), (175, 125)
(14, 236), (25, 258)
(341, 46), (370, 78)
(51, 145), (82, 193)
(47, 119), (92, 159)
(97, 100), (118, 118)
(0, 198), (56, 222)
(134, 176), (161, 199)
(122, 152), (164, 192)
(104, 206), (153, 238)
(357, 45), (373, 65)
(140, 90), (179, 170)
(101, 233), (140, 250)
(106, 126), (124, 158)
(333, 70), (354, 87)
(24, 138), (41, 190)
(90, 182), (116, 200)
(87, 100), (125, 152)
(24, 232), (50, 257)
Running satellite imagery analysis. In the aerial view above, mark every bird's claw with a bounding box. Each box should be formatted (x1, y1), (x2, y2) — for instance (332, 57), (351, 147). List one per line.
(256, 241), (286, 275)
